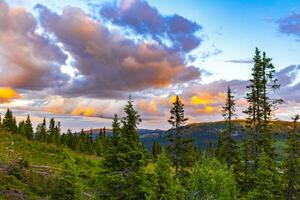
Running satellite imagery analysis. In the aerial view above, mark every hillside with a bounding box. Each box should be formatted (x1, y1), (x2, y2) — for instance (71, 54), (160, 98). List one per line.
(0, 130), (99, 200)
(139, 120), (295, 150)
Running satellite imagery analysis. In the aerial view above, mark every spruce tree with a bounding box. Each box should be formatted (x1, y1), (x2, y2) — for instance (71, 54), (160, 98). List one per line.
(99, 97), (146, 199)
(244, 48), (281, 162)
(3, 109), (17, 133)
(51, 156), (82, 200)
(242, 48), (282, 192)
(167, 95), (193, 177)
(246, 151), (282, 200)
(149, 151), (183, 200)
(24, 115), (33, 140)
(36, 118), (47, 141)
(152, 141), (162, 160)
(48, 118), (56, 143)
(216, 86), (240, 179)
(284, 114), (300, 200)
(111, 114), (121, 145)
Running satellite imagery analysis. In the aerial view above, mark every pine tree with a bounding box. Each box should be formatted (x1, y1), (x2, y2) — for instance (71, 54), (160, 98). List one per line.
(51, 156), (82, 200)
(167, 95), (194, 177)
(99, 97), (146, 199)
(36, 118), (47, 141)
(18, 120), (26, 136)
(244, 48), (282, 162)
(152, 141), (162, 160)
(111, 114), (121, 145)
(149, 151), (183, 200)
(48, 118), (56, 143)
(2, 109), (17, 133)
(246, 151), (282, 200)
(284, 114), (300, 200)
(242, 48), (282, 192)
(216, 86), (241, 180)
(24, 115), (33, 140)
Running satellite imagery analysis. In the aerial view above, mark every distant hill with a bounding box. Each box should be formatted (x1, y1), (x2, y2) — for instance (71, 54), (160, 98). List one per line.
(82, 120), (297, 150)
(140, 120), (297, 150)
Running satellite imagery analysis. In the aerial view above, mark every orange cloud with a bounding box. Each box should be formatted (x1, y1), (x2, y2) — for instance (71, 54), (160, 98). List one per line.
(0, 87), (21, 103)
(138, 100), (158, 114)
(71, 106), (96, 117)
(190, 92), (225, 106)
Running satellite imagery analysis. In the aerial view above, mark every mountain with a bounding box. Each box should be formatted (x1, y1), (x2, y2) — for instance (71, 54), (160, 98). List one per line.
(80, 120), (295, 150)
(140, 120), (296, 150)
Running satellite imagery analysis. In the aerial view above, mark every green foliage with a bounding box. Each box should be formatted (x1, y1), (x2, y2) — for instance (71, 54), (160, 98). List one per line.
(0, 132), (99, 199)
(283, 114), (300, 199)
(216, 86), (241, 182)
(35, 118), (47, 141)
(189, 156), (238, 200)
(167, 95), (195, 177)
(2, 109), (17, 133)
(246, 151), (282, 200)
(51, 156), (82, 200)
(99, 97), (147, 199)
(146, 151), (184, 200)
(152, 141), (162, 160)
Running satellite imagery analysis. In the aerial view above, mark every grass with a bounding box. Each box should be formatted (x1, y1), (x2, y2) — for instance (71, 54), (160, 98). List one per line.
(0, 130), (100, 199)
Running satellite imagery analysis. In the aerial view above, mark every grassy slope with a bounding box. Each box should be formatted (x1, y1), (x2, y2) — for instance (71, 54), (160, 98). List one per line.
(0, 130), (100, 199)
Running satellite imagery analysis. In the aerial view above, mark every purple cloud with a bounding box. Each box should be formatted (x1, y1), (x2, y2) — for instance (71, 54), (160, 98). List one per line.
(0, 0), (69, 90)
(99, 0), (202, 52)
(36, 4), (201, 98)
(278, 13), (300, 39)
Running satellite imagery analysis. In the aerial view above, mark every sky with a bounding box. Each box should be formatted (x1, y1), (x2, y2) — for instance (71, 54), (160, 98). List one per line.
(0, 0), (299, 131)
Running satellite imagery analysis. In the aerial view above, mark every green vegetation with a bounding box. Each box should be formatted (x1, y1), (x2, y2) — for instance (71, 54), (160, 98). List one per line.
(0, 48), (299, 199)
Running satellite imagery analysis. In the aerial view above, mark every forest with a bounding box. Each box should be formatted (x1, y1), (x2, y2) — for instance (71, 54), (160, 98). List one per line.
(0, 48), (299, 199)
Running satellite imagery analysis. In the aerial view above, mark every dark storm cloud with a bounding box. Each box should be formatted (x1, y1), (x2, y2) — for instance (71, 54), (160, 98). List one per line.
(99, 0), (202, 52)
(0, 0), (69, 90)
(278, 13), (300, 39)
(36, 4), (201, 98)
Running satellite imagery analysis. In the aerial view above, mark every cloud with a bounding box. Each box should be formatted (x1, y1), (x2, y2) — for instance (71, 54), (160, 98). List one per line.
(276, 65), (300, 103)
(0, 87), (20, 103)
(36, 4), (201, 98)
(225, 59), (254, 64)
(0, 0), (69, 91)
(99, 0), (202, 52)
(278, 13), (300, 39)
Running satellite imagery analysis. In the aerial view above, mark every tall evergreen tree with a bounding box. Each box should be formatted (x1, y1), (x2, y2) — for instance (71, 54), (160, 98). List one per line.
(111, 114), (121, 145)
(284, 114), (300, 200)
(51, 156), (82, 200)
(243, 48), (281, 166)
(99, 97), (146, 199)
(149, 151), (183, 200)
(2, 109), (17, 133)
(167, 95), (193, 177)
(48, 118), (56, 143)
(24, 115), (33, 140)
(36, 117), (47, 141)
(242, 48), (282, 193)
(246, 151), (282, 200)
(216, 86), (240, 178)
(152, 141), (162, 160)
